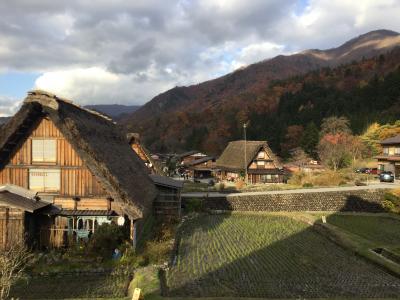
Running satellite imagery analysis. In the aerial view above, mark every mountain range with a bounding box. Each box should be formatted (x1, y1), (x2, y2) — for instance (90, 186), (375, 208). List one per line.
(121, 29), (400, 155)
(85, 104), (140, 119)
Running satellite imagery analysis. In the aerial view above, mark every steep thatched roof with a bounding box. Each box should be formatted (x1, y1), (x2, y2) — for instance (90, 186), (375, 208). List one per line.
(216, 140), (281, 172)
(127, 132), (165, 175)
(381, 134), (400, 145)
(0, 90), (157, 219)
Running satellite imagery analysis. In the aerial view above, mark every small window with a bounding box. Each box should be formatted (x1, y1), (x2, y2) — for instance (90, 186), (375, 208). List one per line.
(257, 152), (265, 159)
(29, 169), (60, 192)
(32, 139), (56, 163)
(396, 148), (400, 155)
(383, 147), (389, 155)
(257, 161), (265, 166)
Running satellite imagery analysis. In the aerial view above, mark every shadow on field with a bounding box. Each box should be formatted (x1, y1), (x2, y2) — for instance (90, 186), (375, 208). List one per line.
(164, 197), (400, 298)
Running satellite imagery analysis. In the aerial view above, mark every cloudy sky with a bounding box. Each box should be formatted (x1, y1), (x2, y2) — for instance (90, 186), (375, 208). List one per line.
(1, 0), (400, 116)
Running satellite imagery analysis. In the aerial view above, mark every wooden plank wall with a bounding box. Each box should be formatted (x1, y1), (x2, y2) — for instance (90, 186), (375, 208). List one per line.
(0, 117), (108, 197)
(0, 207), (24, 250)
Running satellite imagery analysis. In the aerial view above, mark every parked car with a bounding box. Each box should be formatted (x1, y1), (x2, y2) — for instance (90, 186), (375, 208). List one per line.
(368, 168), (378, 175)
(379, 171), (395, 183)
(355, 167), (370, 174)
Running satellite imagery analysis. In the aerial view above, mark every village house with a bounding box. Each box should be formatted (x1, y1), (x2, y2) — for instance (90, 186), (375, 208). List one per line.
(177, 151), (208, 165)
(216, 140), (285, 184)
(0, 90), (157, 250)
(182, 156), (216, 180)
(127, 132), (164, 175)
(376, 134), (400, 178)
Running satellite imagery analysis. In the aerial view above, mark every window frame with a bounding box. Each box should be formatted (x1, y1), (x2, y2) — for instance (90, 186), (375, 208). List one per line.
(31, 138), (57, 164)
(29, 168), (61, 193)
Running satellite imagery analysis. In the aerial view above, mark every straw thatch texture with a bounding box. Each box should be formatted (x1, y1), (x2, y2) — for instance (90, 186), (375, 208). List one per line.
(0, 90), (157, 219)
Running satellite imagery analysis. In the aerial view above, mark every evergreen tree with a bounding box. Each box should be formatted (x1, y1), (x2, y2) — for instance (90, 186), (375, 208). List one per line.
(300, 122), (319, 159)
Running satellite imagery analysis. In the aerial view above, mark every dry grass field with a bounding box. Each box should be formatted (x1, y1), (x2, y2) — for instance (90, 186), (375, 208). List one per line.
(166, 213), (400, 298)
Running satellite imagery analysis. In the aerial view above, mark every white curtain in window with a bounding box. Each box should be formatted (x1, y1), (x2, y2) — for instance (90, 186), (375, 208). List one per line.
(29, 169), (60, 192)
(32, 139), (56, 162)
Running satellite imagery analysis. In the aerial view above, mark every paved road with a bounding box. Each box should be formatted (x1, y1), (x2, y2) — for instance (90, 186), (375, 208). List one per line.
(182, 182), (400, 198)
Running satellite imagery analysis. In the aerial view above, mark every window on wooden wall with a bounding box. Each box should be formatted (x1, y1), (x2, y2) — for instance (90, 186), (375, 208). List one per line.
(257, 151), (265, 159)
(29, 169), (60, 192)
(32, 139), (56, 163)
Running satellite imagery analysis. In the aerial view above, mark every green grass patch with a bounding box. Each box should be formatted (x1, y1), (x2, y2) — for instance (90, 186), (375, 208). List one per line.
(326, 214), (400, 250)
(166, 213), (400, 298)
(10, 273), (129, 299)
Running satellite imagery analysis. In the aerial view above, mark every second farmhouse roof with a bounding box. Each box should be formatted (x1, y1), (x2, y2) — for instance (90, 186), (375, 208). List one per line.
(380, 134), (400, 145)
(0, 90), (157, 219)
(216, 140), (281, 171)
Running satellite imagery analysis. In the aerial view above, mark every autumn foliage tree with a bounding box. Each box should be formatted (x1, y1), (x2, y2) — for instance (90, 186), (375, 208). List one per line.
(318, 133), (352, 171)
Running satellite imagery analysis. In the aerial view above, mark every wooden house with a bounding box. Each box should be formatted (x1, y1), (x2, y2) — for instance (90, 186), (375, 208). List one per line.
(183, 156), (216, 179)
(0, 90), (157, 249)
(127, 133), (164, 175)
(376, 134), (400, 178)
(216, 140), (284, 184)
(177, 151), (207, 165)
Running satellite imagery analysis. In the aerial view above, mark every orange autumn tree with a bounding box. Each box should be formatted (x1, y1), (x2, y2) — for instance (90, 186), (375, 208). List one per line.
(318, 133), (352, 171)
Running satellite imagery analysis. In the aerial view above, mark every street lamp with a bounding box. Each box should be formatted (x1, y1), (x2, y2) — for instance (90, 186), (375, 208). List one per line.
(244, 123), (247, 184)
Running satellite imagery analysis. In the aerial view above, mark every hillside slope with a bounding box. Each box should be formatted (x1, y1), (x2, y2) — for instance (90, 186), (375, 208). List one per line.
(122, 30), (400, 154)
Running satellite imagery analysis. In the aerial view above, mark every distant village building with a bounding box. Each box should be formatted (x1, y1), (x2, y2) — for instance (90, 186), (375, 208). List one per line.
(126, 133), (183, 218)
(183, 156), (216, 179)
(284, 148), (325, 173)
(177, 151), (208, 165)
(376, 134), (400, 178)
(0, 90), (157, 249)
(216, 140), (284, 184)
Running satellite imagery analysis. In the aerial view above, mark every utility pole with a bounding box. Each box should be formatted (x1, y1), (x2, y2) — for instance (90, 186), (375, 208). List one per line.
(244, 123), (247, 184)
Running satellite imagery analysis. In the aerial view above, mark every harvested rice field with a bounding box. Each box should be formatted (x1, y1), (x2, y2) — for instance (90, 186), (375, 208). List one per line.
(165, 213), (400, 298)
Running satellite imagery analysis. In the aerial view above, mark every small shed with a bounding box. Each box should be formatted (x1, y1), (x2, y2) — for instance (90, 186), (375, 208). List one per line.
(0, 184), (53, 249)
(150, 175), (184, 218)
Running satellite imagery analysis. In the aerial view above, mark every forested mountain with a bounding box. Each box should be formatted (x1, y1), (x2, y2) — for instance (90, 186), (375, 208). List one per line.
(84, 104), (139, 119)
(122, 30), (400, 155)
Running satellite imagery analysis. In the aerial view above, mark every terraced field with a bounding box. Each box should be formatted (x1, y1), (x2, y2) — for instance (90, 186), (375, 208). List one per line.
(166, 213), (400, 298)
(327, 214), (400, 253)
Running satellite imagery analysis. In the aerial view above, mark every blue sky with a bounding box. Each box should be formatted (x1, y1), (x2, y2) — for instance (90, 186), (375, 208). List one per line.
(1, 0), (400, 115)
(0, 72), (38, 99)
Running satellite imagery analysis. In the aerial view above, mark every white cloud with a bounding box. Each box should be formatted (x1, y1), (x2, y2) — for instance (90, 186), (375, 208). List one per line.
(231, 42), (286, 70)
(1, 0), (400, 112)
(0, 96), (22, 116)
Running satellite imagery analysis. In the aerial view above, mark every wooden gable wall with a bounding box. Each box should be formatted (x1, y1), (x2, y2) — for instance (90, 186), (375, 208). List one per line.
(0, 117), (108, 198)
(248, 148), (278, 170)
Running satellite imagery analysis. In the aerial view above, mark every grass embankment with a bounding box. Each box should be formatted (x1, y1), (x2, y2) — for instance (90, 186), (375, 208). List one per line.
(302, 212), (400, 278)
(164, 213), (400, 298)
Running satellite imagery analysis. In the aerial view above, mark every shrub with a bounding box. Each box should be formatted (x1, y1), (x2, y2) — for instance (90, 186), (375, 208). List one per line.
(215, 182), (225, 191)
(302, 183), (313, 188)
(235, 180), (245, 190)
(144, 240), (171, 264)
(185, 198), (203, 213)
(87, 223), (126, 259)
(384, 192), (400, 206)
(382, 200), (396, 212)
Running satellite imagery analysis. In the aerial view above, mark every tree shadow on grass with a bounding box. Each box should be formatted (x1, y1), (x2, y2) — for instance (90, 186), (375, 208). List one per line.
(164, 197), (400, 298)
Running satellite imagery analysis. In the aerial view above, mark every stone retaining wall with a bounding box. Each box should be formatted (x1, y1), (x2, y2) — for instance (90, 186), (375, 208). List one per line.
(185, 189), (390, 212)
